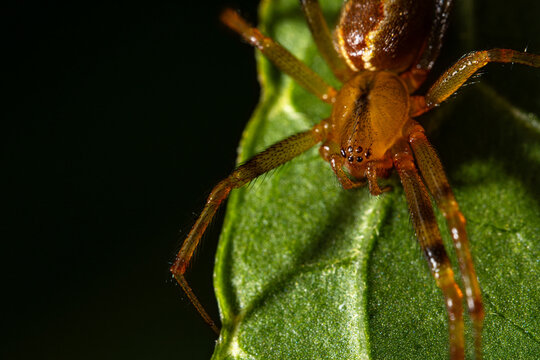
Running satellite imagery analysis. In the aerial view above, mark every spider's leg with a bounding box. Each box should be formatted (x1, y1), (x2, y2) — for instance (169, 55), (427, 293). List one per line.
(221, 9), (337, 103)
(299, 0), (353, 82)
(409, 49), (540, 116)
(408, 124), (484, 360)
(170, 120), (330, 333)
(392, 139), (465, 360)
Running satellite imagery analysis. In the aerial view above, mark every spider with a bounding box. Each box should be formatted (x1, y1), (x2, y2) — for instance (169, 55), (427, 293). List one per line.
(171, 1), (539, 359)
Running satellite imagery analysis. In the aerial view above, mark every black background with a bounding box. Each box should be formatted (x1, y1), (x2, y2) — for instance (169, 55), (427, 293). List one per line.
(4, 1), (258, 359)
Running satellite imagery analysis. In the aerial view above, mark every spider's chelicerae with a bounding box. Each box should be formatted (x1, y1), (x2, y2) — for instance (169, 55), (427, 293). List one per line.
(171, 1), (539, 359)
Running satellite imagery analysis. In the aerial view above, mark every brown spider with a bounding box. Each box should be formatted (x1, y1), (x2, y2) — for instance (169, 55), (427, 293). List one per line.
(171, 1), (539, 359)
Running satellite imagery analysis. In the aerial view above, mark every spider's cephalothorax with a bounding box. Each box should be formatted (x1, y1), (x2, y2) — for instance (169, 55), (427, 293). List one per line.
(171, 1), (540, 359)
(323, 71), (410, 182)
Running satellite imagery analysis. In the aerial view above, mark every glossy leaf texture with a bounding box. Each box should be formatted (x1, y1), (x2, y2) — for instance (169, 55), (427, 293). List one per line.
(212, 0), (540, 359)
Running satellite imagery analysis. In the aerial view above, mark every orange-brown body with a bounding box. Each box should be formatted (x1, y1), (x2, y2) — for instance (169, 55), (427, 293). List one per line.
(172, 1), (540, 359)
(315, 0), (453, 190)
(324, 71), (410, 180)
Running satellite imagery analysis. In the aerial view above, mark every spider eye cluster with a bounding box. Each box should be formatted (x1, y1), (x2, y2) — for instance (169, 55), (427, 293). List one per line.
(341, 145), (371, 163)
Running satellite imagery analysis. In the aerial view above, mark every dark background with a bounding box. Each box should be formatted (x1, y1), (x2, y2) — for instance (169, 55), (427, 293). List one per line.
(4, 1), (258, 359)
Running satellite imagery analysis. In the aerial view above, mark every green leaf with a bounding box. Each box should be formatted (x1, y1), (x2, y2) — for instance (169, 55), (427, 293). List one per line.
(212, 0), (540, 359)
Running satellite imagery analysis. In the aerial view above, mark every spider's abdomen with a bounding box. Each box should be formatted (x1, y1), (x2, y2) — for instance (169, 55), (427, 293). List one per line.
(335, 0), (433, 73)
(330, 71), (409, 166)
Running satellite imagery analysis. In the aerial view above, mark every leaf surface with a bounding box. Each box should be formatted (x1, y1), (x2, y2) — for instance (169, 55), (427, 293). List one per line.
(213, 0), (540, 359)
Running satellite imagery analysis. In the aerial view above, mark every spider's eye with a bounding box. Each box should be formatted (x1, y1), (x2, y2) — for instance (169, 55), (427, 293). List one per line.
(365, 148), (372, 159)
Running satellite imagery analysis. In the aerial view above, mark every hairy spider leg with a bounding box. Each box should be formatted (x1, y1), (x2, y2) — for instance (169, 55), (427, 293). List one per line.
(170, 121), (330, 333)
(299, 0), (353, 82)
(221, 9), (338, 103)
(411, 49), (540, 115)
(408, 125), (484, 360)
(392, 139), (465, 359)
